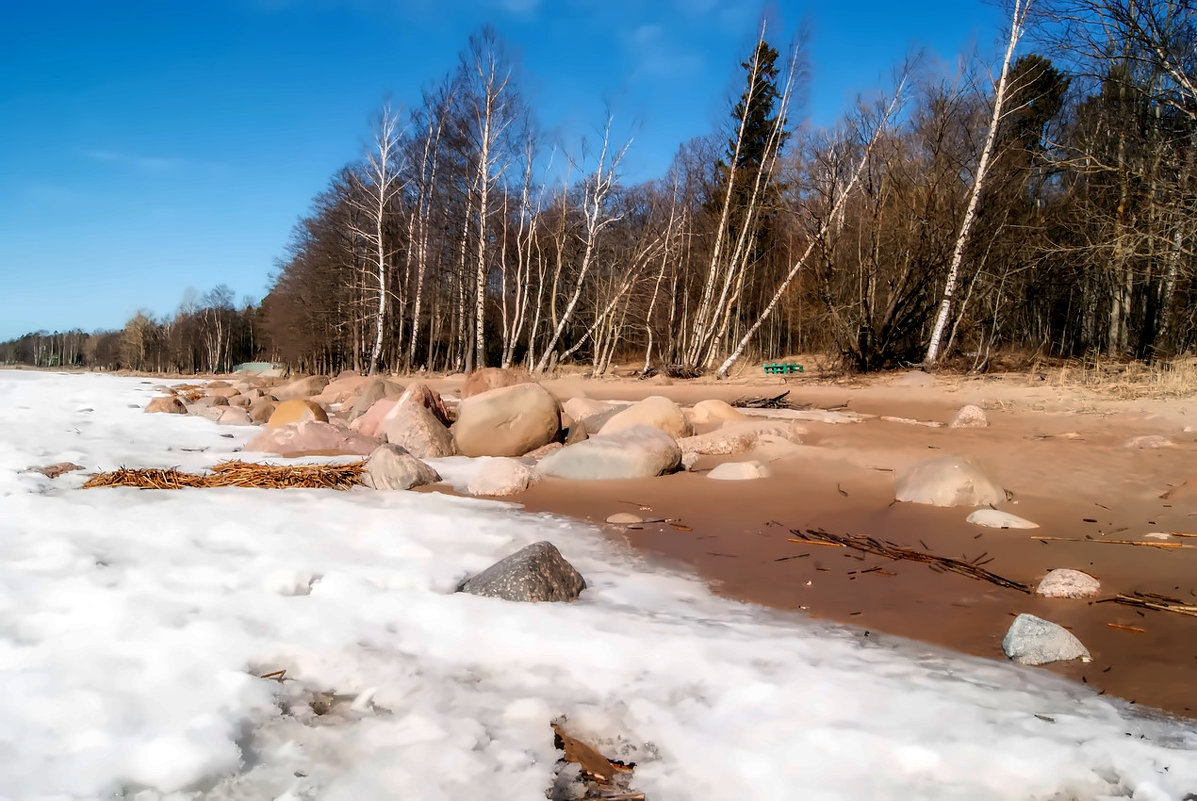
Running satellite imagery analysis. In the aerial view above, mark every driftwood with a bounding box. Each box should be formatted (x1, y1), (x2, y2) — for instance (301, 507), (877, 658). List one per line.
(82, 460), (366, 490)
(733, 391), (804, 410)
(551, 722), (640, 800)
(789, 527), (1031, 592)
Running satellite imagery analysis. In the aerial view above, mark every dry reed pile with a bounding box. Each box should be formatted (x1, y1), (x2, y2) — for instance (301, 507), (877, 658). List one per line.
(83, 460), (366, 490)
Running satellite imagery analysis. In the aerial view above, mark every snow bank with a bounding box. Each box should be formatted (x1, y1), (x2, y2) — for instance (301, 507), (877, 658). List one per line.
(2, 370), (1195, 799)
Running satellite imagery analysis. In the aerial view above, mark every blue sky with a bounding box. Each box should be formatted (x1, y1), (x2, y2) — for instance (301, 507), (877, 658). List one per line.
(0, 0), (1005, 341)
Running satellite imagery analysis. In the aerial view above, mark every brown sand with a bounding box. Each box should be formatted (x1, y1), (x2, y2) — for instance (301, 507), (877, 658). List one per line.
(485, 372), (1197, 718)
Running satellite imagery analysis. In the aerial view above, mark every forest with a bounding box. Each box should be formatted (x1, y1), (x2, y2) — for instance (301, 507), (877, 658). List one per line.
(3, 0), (1195, 377)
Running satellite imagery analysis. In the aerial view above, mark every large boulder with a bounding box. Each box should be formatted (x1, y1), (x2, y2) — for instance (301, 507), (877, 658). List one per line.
(247, 398), (277, 425)
(216, 407), (252, 426)
(206, 385), (241, 399)
(453, 383), (561, 457)
(352, 398), (399, 438)
(397, 381), (451, 427)
(193, 394), (229, 408)
(267, 399), (328, 429)
(467, 457), (540, 497)
(562, 397), (616, 423)
(538, 425), (681, 480)
(457, 541), (586, 603)
(145, 396), (186, 414)
(379, 402), (456, 459)
(361, 444), (441, 490)
(1002, 614), (1092, 665)
(228, 394), (253, 409)
(346, 377), (404, 420)
(894, 456), (1005, 507)
(312, 373), (371, 406)
(688, 399), (747, 427)
(271, 375), (330, 402)
(599, 395), (691, 439)
(246, 420), (378, 457)
(461, 367), (532, 399)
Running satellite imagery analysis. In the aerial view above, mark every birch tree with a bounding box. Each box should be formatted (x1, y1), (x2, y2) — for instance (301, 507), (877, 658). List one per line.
(347, 103), (405, 375)
(533, 116), (629, 372)
(924, 0), (1031, 364)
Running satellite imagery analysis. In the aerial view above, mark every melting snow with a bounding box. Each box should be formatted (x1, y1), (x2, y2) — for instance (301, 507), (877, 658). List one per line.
(1, 370), (1195, 800)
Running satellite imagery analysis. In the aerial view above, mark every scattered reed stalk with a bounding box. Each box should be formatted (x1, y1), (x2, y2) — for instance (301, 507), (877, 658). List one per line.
(1099, 592), (1197, 619)
(1031, 536), (1197, 550)
(789, 528), (1031, 592)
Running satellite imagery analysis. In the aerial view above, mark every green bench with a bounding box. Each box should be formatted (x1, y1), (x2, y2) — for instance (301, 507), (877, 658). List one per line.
(763, 362), (803, 375)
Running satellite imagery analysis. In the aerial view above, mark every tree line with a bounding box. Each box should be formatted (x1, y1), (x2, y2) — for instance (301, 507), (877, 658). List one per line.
(4, 0), (1194, 376)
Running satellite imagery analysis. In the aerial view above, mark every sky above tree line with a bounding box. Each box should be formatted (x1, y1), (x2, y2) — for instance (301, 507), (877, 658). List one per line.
(0, 0), (1006, 342)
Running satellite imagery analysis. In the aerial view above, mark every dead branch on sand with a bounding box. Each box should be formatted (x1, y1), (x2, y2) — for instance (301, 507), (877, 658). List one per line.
(82, 461), (366, 490)
(1098, 592), (1197, 619)
(1031, 536), (1197, 550)
(789, 528), (1031, 593)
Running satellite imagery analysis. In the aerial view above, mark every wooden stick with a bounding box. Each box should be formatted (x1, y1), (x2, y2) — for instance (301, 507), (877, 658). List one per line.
(1030, 536), (1196, 550)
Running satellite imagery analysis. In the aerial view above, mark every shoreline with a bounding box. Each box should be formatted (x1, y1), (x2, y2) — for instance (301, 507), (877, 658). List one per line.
(482, 377), (1197, 719)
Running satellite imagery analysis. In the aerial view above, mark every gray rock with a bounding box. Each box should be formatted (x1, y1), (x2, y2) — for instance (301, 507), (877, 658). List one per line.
(1124, 434), (1174, 449)
(362, 444), (441, 490)
(1001, 613), (1092, 665)
(894, 456), (1005, 507)
(949, 404), (989, 429)
(1036, 569), (1101, 599)
(457, 541), (586, 602)
(538, 425), (681, 480)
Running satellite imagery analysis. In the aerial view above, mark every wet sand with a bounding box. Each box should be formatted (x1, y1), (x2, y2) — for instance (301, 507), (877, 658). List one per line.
(493, 373), (1197, 718)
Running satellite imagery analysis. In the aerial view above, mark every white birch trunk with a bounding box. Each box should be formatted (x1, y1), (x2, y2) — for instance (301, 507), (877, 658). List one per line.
(924, 0), (1030, 365)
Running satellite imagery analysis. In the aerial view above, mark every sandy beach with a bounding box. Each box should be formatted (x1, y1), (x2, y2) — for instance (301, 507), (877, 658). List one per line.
(426, 368), (1197, 717)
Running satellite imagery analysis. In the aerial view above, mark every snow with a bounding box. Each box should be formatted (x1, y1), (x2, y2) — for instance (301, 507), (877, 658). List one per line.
(2, 369), (1196, 800)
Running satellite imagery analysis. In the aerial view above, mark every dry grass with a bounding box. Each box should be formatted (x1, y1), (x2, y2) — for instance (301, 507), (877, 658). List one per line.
(1046, 357), (1197, 399)
(83, 460), (366, 490)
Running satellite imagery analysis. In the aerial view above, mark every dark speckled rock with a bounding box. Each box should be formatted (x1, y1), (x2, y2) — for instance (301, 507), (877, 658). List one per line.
(457, 541), (586, 603)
